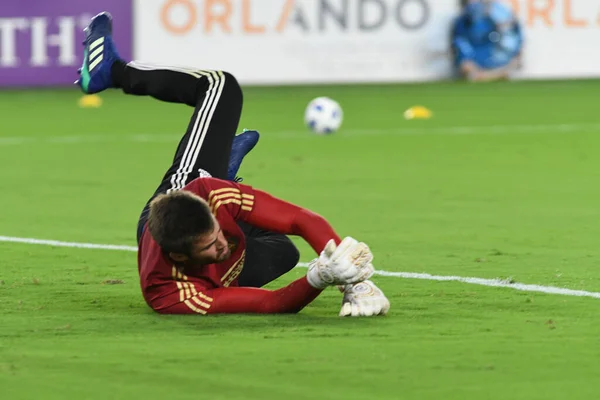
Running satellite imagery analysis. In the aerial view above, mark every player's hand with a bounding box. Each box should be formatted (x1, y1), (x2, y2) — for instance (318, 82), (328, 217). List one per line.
(339, 280), (390, 317)
(306, 237), (374, 289)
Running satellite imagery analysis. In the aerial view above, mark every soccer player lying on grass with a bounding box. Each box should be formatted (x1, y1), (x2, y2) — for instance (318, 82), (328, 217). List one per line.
(76, 12), (390, 317)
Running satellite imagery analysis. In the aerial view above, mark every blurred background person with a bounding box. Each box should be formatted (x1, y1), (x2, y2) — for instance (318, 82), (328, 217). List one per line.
(451, 0), (523, 82)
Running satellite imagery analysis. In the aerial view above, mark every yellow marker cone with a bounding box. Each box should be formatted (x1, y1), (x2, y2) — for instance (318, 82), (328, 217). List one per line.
(404, 105), (432, 120)
(78, 94), (103, 108)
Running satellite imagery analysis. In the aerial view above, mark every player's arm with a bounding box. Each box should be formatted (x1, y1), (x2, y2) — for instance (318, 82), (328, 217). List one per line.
(236, 186), (392, 317)
(191, 177), (341, 254)
(243, 188), (341, 254)
(145, 238), (372, 315)
(146, 276), (323, 315)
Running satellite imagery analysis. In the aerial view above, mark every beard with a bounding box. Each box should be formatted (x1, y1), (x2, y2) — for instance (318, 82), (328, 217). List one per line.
(193, 248), (231, 265)
(216, 247), (231, 262)
(183, 247), (232, 268)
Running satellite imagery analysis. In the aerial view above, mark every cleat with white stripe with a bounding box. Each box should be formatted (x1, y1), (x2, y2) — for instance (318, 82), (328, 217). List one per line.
(76, 12), (123, 94)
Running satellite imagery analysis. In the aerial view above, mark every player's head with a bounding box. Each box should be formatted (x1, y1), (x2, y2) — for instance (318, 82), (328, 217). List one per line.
(148, 191), (231, 265)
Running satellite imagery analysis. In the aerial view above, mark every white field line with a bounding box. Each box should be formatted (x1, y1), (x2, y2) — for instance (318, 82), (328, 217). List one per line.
(1, 235), (600, 300)
(0, 235), (137, 252)
(2, 122), (600, 145)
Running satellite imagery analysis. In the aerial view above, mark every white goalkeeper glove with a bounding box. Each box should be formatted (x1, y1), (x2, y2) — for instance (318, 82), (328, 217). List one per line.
(306, 237), (375, 290)
(339, 280), (390, 317)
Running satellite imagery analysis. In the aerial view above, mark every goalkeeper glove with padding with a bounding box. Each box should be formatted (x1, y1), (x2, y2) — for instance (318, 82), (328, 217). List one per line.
(339, 280), (390, 317)
(306, 237), (375, 290)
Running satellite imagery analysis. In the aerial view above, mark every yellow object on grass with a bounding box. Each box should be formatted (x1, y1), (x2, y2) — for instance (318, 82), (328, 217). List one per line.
(404, 106), (432, 120)
(78, 94), (103, 108)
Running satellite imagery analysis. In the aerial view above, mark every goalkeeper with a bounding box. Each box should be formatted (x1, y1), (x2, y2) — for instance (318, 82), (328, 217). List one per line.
(76, 12), (390, 317)
(452, 0), (523, 82)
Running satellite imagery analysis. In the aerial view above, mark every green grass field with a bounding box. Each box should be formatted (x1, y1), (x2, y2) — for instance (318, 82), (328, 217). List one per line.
(1, 79), (600, 399)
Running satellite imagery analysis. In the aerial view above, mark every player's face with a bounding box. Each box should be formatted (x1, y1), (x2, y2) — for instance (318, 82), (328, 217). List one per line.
(189, 220), (231, 265)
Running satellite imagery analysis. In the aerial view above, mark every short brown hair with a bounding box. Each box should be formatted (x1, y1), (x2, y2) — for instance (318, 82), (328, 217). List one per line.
(147, 190), (215, 255)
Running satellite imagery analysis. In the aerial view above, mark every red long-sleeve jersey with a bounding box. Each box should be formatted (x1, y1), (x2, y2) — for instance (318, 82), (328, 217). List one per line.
(137, 177), (341, 315)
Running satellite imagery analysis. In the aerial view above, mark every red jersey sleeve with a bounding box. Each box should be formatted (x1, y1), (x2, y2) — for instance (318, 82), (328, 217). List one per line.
(139, 251), (322, 315)
(244, 189), (341, 254)
(149, 274), (322, 315)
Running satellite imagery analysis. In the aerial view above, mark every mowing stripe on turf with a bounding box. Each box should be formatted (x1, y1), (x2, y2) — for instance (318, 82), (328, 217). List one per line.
(3, 122), (600, 146)
(1, 235), (600, 300)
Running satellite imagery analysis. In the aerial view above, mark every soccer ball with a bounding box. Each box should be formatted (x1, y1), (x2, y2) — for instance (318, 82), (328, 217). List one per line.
(304, 97), (343, 135)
